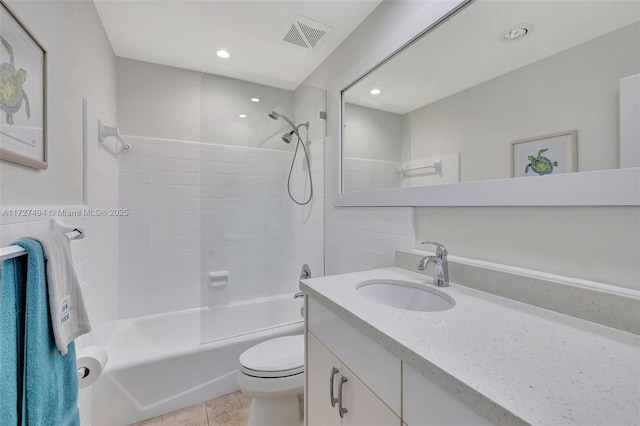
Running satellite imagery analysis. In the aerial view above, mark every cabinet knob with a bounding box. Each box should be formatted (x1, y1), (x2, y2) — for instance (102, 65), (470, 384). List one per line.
(329, 366), (339, 407)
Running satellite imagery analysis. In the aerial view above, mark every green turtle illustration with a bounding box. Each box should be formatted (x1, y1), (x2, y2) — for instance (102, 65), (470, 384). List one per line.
(0, 35), (30, 125)
(525, 148), (558, 175)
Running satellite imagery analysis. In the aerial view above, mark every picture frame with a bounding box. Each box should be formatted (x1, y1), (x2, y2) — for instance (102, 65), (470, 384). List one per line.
(0, 0), (47, 170)
(510, 130), (577, 178)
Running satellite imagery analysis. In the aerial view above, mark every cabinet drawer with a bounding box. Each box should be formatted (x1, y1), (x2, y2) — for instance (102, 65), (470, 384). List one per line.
(308, 298), (401, 415)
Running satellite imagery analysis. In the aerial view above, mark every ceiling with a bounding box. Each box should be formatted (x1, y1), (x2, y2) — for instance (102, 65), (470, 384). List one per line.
(94, 0), (381, 91)
(345, 0), (640, 114)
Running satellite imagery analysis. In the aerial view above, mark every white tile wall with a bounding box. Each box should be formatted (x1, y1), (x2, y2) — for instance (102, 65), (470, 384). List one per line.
(325, 133), (416, 275)
(200, 143), (300, 306)
(119, 135), (324, 323)
(118, 137), (202, 319)
(0, 110), (120, 425)
(342, 157), (401, 192)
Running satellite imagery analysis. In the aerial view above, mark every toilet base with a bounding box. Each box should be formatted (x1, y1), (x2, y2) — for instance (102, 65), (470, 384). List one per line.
(247, 394), (302, 426)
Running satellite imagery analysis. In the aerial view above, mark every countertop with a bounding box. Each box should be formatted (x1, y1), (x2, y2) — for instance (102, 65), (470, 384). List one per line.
(300, 267), (640, 426)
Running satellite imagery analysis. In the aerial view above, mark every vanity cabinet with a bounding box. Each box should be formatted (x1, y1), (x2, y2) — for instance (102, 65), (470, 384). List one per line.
(403, 363), (492, 426)
(306, 298), (401, 426)
(307, 332), (400, 426)
(305, 296), (492, 426)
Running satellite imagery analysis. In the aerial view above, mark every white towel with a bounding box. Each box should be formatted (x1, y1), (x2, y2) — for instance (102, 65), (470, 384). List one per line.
(31, 231), (91, 355)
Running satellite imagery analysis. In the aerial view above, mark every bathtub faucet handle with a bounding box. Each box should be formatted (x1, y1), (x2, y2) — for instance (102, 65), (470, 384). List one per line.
(294, 292), (304, 299)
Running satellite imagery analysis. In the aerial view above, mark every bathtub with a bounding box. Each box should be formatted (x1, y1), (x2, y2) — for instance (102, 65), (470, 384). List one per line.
(93, 294), (304, 425)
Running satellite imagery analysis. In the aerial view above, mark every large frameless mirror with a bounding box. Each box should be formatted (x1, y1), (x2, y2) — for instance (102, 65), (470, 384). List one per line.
(339, 0), (640, 206)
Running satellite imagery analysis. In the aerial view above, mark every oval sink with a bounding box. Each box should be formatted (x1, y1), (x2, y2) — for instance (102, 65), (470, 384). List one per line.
(356, 280), (454, 312)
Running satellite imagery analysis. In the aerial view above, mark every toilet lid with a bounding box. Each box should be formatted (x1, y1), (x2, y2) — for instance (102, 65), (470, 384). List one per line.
(239, 335), (304, 378)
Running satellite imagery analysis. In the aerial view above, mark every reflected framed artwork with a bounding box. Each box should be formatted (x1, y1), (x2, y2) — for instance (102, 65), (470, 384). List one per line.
(511, 130), (577, 178)
(0, 0), (47, 170)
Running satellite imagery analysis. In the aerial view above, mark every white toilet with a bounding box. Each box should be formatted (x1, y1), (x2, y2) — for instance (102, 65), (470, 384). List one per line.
(236, 335), (305, 426)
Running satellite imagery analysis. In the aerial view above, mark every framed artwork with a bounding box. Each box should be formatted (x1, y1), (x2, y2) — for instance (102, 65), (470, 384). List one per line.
(510, 130), (577, 178)
(0, 0), (47, 170)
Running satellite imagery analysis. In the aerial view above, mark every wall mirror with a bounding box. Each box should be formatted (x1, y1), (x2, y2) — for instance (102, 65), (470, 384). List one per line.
(338, 0), (640, 206)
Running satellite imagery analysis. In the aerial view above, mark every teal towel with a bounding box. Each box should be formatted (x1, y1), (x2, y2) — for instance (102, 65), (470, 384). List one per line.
(1, 239), (80, 426)
(0, 249), (26, 424)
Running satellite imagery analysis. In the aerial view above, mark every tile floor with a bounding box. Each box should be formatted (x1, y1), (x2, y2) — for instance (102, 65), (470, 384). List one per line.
(131, 391), (251, 426)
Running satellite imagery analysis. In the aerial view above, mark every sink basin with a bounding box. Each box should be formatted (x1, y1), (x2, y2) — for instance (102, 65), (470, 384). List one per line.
(356, 280), (454, 312)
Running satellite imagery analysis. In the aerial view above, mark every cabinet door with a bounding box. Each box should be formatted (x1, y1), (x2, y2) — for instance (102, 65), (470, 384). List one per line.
(307, 332), (341, 426)
(341, 364), (401, 426)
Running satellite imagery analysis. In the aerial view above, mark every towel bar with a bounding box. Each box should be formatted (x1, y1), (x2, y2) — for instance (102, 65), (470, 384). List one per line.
(0, 219), (85, 262)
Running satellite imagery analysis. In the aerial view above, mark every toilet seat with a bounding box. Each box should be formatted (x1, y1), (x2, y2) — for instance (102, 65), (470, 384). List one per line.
(239, 335), (304, 378)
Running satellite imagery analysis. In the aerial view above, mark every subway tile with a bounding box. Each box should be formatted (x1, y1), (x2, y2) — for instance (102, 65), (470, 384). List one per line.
(166, 158), (181, 172)
(136, 156), (152, 171)
(151, 171), (167, 184)
(152, 157), (167, 171)
(135, 170), (152, 184)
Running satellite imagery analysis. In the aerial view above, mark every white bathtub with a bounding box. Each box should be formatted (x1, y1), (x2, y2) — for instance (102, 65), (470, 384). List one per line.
(93, 294), (304, 425)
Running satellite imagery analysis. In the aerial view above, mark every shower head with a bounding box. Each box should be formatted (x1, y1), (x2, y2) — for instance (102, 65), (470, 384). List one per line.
(268, 111), (280, 120)
(282, 130), (295, 144)
(267, 110), (296, 130)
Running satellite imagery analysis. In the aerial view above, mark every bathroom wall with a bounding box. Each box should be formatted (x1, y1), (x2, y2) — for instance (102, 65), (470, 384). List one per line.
(0, 105), (120, 424)
(304, 1), (466, 274)
(344, 103), (405, 161)
(306, 0), (639, 289)
(200, 144), (300, 307)
(116, 58), (295, 151)
(342, 104), (410, 192)
(118, 137), (202, 318)
(118, 134), (322, 318)
(0, 2), (118, 424)
(0, 0), (117, 205)
(116, 58), (201, 142)
(118, 135), (295, 319)
(416, 207), (640, 290)
(200, 72), (295, 149)
(342, 158), (401, 192)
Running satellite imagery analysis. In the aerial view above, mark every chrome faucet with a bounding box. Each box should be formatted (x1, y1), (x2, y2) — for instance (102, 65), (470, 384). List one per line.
(417, 241), (449, 287)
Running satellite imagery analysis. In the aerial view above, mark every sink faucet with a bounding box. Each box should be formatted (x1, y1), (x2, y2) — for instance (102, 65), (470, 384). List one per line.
(417, 241), (449, 287)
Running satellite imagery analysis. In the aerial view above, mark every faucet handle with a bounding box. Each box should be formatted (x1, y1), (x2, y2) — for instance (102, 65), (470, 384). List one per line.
(420, 241), (448, 257)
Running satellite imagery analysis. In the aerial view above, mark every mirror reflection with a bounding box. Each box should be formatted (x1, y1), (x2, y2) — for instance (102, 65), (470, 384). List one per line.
(342, 0), (640, 192)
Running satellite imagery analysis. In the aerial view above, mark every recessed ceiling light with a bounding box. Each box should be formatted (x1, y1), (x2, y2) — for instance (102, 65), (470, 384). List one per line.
(370, 89), (381, 95)
(250, 98), (260, 103)
(238, 114), (247, 118)
(502, 24), (533, 41)
(216, 49), (230, 59)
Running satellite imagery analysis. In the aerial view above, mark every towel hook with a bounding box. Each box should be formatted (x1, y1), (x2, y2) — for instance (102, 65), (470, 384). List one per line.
(98, 119), (131, 154)
(51, 219), (85, 240)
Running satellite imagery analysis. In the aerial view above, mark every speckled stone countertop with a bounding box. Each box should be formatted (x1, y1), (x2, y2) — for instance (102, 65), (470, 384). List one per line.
(300, 267), (640, 426)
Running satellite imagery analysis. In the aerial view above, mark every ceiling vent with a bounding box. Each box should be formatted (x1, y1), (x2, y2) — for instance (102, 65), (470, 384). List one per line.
(282, 15), (332, 49)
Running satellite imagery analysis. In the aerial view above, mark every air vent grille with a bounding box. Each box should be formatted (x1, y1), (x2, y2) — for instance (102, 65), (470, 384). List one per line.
(283, 23), (308, 49)
(281, 15), (332, 50)
(299, 22), (325, 48)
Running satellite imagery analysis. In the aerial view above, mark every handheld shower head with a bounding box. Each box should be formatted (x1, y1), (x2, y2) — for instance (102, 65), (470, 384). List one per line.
(268, 111), (280, 120)
(282, 130), (295, 144)
(267, 110), (297, 130)
(266, 111), (313, 205)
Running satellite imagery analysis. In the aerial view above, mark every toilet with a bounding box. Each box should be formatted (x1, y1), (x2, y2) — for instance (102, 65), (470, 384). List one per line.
(236, 335), (305, 426)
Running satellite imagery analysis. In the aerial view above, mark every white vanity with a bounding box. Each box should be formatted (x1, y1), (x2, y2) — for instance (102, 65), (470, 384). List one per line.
(300, 253), (640, 425)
